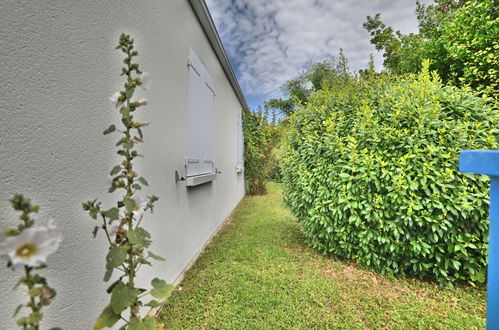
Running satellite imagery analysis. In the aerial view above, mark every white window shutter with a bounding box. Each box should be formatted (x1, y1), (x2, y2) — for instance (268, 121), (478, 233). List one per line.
(186, 48), (215, 177)
(186, 49), (204, 177)
(202, 73), (215, 174)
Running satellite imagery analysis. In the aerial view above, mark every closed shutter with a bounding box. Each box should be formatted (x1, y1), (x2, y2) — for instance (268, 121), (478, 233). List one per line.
(202, 74), (215, 174)
(186, 49), (203, 177)
(186, 48), (215, 177)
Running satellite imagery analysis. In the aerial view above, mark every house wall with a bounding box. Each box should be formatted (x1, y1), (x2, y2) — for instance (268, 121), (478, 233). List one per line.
(0, 0), (245, 328)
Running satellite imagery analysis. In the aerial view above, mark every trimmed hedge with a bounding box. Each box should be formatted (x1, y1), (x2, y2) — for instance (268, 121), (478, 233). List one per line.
(282, 67), (499, 285)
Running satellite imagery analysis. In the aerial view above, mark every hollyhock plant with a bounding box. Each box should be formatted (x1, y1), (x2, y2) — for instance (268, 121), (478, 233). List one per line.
(0, 195), (61, 329)
(83, 34), (171, 330)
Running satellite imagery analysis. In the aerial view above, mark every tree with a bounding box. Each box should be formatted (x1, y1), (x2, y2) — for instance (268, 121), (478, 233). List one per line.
(359, 54), (377, 78)
(266, 51), (354, 116)
(363, 0), (498, 98)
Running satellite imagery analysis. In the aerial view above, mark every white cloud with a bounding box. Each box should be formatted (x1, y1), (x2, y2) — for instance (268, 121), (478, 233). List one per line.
(206, 0), (432, 101)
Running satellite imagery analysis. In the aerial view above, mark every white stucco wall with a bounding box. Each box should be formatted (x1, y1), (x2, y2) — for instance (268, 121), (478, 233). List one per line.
(0, 0), (245, 328)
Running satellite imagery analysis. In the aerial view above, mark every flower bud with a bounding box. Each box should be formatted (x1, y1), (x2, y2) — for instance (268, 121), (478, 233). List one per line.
(139, 72), (152, 90)
(109, 92), (123, 108)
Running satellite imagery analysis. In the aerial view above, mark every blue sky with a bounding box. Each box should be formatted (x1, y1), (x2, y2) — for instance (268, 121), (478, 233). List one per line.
(205, 0), (432, 110)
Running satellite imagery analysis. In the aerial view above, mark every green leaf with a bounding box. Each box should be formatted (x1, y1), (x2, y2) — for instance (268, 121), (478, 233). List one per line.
(93, 305), (120, 330)
(29, 287), (41, 297)
(110, 281), (139, 314)
(145, 300), (161, 307)
(150, 278), (174, 300)
(148, 252), (166, 261)
(103, 125), (116, 135)
(27, 312), (42, 324)
(128, 317), (157, 330)
(138, 177), (149, 186)
(106, 246), (127, 270)
(104, 207), (120, 221)
(120, 106), (130, 116)
(13, 304), (23, 317)
(110, 165), (122, 175)
(89, 208), (99, 220)
(123, 142), (134, 150)
(128, 228), (151, 249)
(132, 184), (142, 190)
(103, 268), (113, 282)
(124, 198), (136, 214)
(106, 279), (121, 294)
(145, 299), (168, 307)
(126, 87), (135, 99)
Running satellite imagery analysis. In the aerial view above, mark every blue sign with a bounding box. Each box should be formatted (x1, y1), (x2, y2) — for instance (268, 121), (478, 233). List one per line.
(460, 150), (499, 329)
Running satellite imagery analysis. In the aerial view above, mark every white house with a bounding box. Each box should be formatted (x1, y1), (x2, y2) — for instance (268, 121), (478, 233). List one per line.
(0, 0), (246, 328)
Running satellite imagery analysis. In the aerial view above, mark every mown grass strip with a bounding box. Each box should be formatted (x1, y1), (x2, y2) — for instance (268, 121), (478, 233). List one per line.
(160, 183), (485, 329)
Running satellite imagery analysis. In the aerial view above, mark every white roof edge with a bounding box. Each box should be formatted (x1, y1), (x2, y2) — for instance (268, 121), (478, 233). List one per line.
(188, 0), (249, 110)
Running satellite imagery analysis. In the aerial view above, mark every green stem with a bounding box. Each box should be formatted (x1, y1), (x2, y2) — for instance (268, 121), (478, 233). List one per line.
(24, 266), (39, 330)
(101, 215), (113, 246)
(123, 46), (139, 319)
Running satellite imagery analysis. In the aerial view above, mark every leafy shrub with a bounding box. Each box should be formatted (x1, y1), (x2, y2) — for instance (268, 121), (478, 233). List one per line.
(243, 108), (278, 195)
(282, 65), (499, 286)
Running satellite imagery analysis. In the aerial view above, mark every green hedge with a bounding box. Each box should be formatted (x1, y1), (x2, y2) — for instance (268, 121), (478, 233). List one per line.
(282, 67), (499, 285)
(243, 108), (278, 195)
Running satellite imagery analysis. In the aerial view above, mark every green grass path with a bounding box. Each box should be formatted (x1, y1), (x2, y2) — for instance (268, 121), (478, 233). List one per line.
(160, 183), (485, 329)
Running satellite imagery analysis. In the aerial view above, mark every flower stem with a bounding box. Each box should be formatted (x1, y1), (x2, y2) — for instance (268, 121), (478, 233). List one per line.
(122, 43), (139, 319)
(24, 266), (40, 330)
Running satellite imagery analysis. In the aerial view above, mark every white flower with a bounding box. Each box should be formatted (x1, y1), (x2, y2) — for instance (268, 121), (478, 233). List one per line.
(132, 196), (146, 219)
(109, 92), (123, 108)
(138, 99), (148, 106)
(0, 223), (62, 268)
(108, 224), (119, 238)
(139, 72), (152, 90)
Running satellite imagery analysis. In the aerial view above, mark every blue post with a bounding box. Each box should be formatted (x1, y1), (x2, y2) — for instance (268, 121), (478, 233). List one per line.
(460, 150), (499, 329)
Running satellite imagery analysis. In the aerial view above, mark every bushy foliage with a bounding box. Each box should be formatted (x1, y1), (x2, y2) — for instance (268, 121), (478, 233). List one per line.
(430, 0), (498, 98)
(364, 0), (498, 99)
(243, 108), (279, 195)
(282, 65), (499, 286)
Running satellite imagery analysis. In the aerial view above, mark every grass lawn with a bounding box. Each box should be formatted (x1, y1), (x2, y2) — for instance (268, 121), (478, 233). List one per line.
(159, 183), (485, 329)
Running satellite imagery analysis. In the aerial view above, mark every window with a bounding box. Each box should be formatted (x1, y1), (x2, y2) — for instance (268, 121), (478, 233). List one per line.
(186, 48), (215, 178)
(236, 109), (243, 172)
